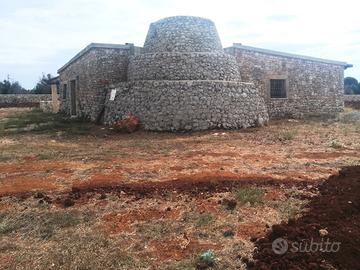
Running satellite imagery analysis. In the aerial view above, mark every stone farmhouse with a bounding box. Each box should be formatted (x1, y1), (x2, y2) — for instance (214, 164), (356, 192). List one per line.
(55, 16), (352, 131)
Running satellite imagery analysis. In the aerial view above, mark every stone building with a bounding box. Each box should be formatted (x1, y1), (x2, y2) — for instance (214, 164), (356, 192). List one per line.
(56, 16), (352, 131)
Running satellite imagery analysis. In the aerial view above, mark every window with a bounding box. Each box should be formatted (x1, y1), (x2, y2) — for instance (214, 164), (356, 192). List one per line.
(63, 84), (67, 99)
(270, 79), (286, 98)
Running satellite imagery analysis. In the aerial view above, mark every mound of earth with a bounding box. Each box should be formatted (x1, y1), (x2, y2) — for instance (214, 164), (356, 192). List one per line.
(248, 166), (360, 270)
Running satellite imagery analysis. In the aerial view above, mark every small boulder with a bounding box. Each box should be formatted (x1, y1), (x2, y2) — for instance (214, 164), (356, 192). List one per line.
(319, 228), (329, 237)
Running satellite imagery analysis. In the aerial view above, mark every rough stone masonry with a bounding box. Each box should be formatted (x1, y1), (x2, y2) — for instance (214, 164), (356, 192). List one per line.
(56, 16), (352, 131)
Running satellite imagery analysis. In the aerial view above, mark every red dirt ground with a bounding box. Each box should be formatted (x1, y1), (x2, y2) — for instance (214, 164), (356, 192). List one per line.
(248, 166), (360, 270)
(146, 238), (220, 261)
(2, 109), (360, 269)
(102, 208), (181, 233)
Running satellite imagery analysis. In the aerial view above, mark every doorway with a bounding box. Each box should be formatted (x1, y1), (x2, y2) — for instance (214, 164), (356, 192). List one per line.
(70, 80), (77, 116)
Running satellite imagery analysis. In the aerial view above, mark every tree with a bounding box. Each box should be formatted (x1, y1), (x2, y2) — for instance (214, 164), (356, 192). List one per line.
(0, 79), (12, 94)
(0, 76), (27, 94)
(344, 77), (360, 95)
(32, 73), (53, 94)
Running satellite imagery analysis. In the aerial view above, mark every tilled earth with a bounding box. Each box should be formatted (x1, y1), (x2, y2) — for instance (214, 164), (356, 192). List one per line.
(249, 166), (360, 270)
(1, 108), (360, 269)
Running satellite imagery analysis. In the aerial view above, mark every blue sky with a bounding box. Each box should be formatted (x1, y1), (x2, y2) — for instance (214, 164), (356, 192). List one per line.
(0, 0), (359, 89)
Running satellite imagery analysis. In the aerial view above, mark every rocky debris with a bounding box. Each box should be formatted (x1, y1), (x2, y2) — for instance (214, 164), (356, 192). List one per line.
(319, 228), (329, 237)
(112, 113), (139, 133)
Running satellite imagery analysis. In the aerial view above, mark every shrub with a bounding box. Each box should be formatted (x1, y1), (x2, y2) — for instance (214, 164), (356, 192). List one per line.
(234, 186), (264, 206)
(277, 130), (297, 141)
(196, 250), (216, 269)
(182, 212), (214, 227)
(330, 140), (343, 149)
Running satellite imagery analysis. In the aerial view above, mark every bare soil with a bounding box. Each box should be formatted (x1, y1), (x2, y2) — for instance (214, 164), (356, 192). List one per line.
(1, 108), (360, 269)
(249, 166), (360, 270)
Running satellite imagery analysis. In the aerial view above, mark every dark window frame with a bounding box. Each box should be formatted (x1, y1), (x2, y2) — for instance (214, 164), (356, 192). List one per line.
(62, 84), (67, 99)
(270, 79), (287, 98)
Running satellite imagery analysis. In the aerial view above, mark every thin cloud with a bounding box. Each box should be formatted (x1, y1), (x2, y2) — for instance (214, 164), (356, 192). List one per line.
(0, 0), (358, 88)
(266, 15), (297, 22)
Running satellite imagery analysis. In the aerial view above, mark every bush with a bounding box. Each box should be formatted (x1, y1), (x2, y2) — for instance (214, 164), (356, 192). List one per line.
(196, 250), (216, 269)
(277, 130), (297, 141)
(234, 186), (264, 206)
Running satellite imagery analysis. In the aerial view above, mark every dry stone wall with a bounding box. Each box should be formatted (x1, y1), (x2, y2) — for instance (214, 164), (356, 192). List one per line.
(58, 46), (132, 121)
(143, 16), (223, 53)
(58, 16), (348, 129)
(128, 52), (240, 81)
(0, 94), (51, 108)
(102, 16), (269, 131)
(225, 47), (345, 118)
(104, 81), (268, 131)
(344, 95), (360, 109)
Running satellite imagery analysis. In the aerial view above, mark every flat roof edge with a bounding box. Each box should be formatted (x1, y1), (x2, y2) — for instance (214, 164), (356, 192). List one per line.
(58, 43), (133, 73)
(226, 44), (352, 68)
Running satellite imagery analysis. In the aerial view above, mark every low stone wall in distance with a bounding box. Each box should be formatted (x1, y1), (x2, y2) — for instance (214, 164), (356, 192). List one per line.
(0, 94), (51, 108)
(344, 95), (360, 110)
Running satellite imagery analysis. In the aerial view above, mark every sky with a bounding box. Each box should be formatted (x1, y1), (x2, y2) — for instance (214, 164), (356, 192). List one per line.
(0, 0), (359, 89)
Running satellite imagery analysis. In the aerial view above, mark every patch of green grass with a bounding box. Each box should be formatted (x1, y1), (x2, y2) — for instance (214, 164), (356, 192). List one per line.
(269, 197), (308, 220)
(135, 220), (171, 240)
(234, 186), (264, 206)
(0, 209), (85, 239)
(182, 212), (214, 227)
(0, 108), (92, 137)
(277, 130), (297, 141)
(164, 257), (196, 270)
(37, 152), (57, 160)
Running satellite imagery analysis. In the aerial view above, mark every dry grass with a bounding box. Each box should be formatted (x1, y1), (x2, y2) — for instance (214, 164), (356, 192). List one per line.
(1, 108), (360, 269)
(234, 187), (265, 206)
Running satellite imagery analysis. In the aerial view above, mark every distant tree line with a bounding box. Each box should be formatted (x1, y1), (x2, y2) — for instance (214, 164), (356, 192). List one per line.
(344, 77), (360, 95)
(0, 74), (53, 94)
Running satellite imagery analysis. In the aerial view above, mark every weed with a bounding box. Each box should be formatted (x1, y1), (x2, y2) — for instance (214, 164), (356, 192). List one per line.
(234, 186), (264, 206)
(7, 231), (149, 270)
(223, 230), (235, 237)
(0, 210), (83, 239)
(182, 212), (214, 227)
(0, 241), (18, 252)
(277, 130), (297, 141)
(165, 257), (196, 270)
(196, 250), (216, 269)
(269, 197), (308, 220)
(330, 140), (343, 149)
(135, 220), (171, 240)
(0, 108), (92, 137)
(37, 152), (56, 160)
(222, 198), (237, 210)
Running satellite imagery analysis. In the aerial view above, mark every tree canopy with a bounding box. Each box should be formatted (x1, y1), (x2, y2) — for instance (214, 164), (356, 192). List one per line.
(32, 73), (53, 94)
(0, 78), (27, 94)
(0, 74), (54, 94)
(344, 76), (360, 95)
